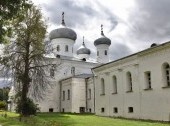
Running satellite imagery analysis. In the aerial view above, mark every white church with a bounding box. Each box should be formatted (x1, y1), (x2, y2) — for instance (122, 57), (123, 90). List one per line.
(8, 12), (170, 121)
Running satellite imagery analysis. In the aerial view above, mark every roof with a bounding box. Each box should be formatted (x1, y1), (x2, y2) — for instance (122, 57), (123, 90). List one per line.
(92, 41), (170, 70)
(60, 74), (94, 82)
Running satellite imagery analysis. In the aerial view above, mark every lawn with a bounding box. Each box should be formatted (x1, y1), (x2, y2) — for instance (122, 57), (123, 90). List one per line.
(0, 111), (170, 126)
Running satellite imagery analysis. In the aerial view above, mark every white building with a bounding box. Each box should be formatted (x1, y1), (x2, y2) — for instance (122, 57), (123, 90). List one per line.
(8, 12), (170, 121)
(93, 42), (170, 121)
(8, 12), (111, 113)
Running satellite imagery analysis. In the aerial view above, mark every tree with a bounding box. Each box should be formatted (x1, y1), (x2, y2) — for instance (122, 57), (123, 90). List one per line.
(0, 0), (31, 43)
(0, 4), (55, 116)
(0, 87), (10, 101)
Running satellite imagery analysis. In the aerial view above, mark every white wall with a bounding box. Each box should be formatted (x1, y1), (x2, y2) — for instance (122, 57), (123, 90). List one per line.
(93, 43), (170, 121)
(96, 44), (110, 63)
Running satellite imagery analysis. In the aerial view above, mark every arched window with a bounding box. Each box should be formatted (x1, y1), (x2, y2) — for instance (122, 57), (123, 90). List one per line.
(126, 72), (132, 92)
(97, 51), (99, 56)
(101, 78), (105, 95)
(112, 76), (117, 94)
(88, 89), (91, 99)
(71, 67), (75, 75)
(57, 45), (60, 51)
(65, 45), (68, 52)
(67, 90), (70, 100)
(105, 50), (107, 55)
(50, 68), (55, 77)
(162, 63), (170, 87)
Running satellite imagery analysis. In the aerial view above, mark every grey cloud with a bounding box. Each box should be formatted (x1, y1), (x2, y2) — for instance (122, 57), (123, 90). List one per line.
(42, 0), (97, 27)
(109, 42), (132, 60)
(128, 0), (170, 44)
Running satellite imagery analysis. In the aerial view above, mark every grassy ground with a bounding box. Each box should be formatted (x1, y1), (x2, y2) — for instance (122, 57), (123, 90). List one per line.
(0, 111), (170, 126)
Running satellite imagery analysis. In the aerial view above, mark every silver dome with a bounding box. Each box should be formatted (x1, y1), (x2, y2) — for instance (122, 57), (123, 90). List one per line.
(49, 27), (77, 40)
(77, 47), (91, 55)
(94, 36), (111, 46)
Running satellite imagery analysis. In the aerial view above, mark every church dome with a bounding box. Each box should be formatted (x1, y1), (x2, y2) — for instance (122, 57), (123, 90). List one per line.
(94, 24), (111, 46)
(77, 37), (91, 55)
(49, 12), (77, 41)
(49, 27), (77, 40)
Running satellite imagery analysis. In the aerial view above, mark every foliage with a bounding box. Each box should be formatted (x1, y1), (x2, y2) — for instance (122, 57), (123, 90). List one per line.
(0, 87), (10, 101)
(0, 101), (7, 110)
(16, 98), (39, 116)
(0, 0), (32, 43)
(0, 4), (55, 116)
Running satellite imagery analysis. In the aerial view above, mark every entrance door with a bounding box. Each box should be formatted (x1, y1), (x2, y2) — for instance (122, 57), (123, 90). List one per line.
(79, 107), (85, 113)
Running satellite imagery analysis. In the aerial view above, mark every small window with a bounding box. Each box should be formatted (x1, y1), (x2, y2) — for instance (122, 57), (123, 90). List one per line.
(67, 90), (70, 100)
(57, 45), (60, 51)
(101, 108), (105, 113)
(62, 91), (65, 101)
(145, 71), (152, 89)
(49, 108), (53, 112)
(88, 89), (91, 99)
(65, 45), (68, 52)
(89, 108), (91, 113)
(113, 107), (118, 113)
(105, 50), (107, 55)
(62, 108), (65, 112)
(162, 63), (170, 87)
(97, 51), (99, 56)
(126, 72), (132, 92)
(128, 107), (133, 113)
(101, 78), (105, 95)
(50, 68), (55, 77)
(112, 76), (117, 94)
(71, 67), (75, 75)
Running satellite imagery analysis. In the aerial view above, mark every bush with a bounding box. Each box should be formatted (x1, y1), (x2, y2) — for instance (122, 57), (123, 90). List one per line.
(16, 98), (39, 116)
(0, 101), (7, 110)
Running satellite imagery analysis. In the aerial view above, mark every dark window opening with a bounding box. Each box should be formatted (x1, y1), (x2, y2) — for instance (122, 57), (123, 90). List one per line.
(65, 45), (68, 52)
(89, 108), (91, 113)
(49, 108), (53, 112)
(128, 107), (133, 113)
(79, 107), (85, 113)
(101, 108), (105, 113)
(62, 108), (65, 112)
(105, 50), (107, 55)
(113, 107), (118, 113)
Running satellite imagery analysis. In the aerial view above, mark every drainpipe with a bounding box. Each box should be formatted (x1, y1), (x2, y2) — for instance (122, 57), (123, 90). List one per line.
(85, 78), (88, 112)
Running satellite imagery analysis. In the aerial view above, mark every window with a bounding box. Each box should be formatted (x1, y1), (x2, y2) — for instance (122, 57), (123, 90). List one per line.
(162, 63), (170, 87)
(89, 108), (91, 113)
(50, 68), (55, 77)
(144, 71), (152, 89)
(97, 51), (99, 56)
(126, 72), (132, 92)
(67, 90), (70, 100)
(65, 45), (68, 52)
(71, 67), (75, 75)
(101, 108), (105, 113)
(113, 107), (118, 113)
(105, 50), (107, 55)
(62, 91), (65, 101)
(57, 45), (60, 51)
(49, 108), (53, 112)
(101, 78), (105, 95)
(128, 107), (133, 113)
(112, 76), (117, 94)
(88, 89), (91, 99)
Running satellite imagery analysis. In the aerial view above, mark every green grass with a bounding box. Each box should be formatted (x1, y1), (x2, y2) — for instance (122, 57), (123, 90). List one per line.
(0, 111), (170, 126)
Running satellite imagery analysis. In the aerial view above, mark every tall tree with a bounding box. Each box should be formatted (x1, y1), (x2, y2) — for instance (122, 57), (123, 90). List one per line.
(0, 0), (31, 43)
(0, 4), (55, 116)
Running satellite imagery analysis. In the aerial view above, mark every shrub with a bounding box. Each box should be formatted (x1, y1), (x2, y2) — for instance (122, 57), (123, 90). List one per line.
(16, 98), (39, 116)
(0, 101), (7, 110)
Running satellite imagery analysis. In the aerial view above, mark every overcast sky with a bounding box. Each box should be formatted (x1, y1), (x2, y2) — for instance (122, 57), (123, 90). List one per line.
(32, 0), (170, 61)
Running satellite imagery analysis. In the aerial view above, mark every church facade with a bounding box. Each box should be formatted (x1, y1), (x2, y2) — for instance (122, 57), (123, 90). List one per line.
(8, 12), (170, 121)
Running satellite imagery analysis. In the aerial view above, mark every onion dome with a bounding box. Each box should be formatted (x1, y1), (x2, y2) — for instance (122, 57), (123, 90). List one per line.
(49, 12), (77, 41)
(94, 24), (111, 46)
(77, 36), (91, 55)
